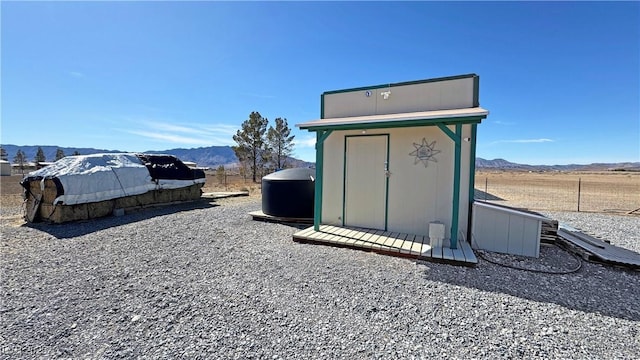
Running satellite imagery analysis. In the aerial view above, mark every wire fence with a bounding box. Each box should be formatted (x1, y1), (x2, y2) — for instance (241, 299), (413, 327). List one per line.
(474, 174), (640, 214)
(203, 166), (266, 192)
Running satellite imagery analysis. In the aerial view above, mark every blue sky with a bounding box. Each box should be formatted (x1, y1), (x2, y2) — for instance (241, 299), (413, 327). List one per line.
(2, 1), (638, 165)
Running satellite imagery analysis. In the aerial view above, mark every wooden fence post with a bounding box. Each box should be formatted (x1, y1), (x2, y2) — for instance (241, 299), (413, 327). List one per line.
(577, 177), (582, 212)
(484, 177), (488, 201)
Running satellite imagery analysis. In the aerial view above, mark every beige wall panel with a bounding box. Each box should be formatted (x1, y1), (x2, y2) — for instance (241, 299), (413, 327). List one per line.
(320, 132), (345, 225)
(386, 127), (453, 237)
(388, 124), (472, 238)
(323, 78), (474, 119)
(323, 91), (377, 119)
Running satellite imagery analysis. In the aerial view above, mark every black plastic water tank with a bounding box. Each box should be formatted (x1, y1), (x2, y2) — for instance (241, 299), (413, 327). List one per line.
(262, 168), (315, 218)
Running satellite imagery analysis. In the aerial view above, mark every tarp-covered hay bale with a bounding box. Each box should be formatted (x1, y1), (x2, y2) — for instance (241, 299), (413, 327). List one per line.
(21, 153), (205, 223)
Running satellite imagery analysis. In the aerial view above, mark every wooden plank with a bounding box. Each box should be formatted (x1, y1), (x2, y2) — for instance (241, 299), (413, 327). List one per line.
(386, 233), (405, 253)
(420, 243), (432, 257)
(349, 228), (372, 248)
(359, 228), (375, 239)
(371, 230), (389, 249)
(333, 226), (352, 237)
(340, 228), (360, 246)
(329, 227), (351, 245)
(396, 234), (412, 253)
(459, 241), (478, 264)
(294, 226), (316, 239)
(325, 227), (346, 242)
(327, 226), (347, 237)
(372, 232), (387, 246)
(558, 229), (640, 266)
(442, 247), (455, 261)
(292, 230), (310, 241)
(363, 230), (384, 249)
(451, 245), (466, 263)
(381, 232), (399, 249)
(314, 229), (335, 243)
(399, 235), (415, 254)
(431, 246), (443, 260)
(249, 210), (313, 224)
(414, 235), (431, 255)
(391, 233), (406, 252)
(409, 240), (422, 255)
(365, 230), (381, 244)
(374, 231), (393, 247)
(322, 232), (342, 244)
(347, 227), (370, 246)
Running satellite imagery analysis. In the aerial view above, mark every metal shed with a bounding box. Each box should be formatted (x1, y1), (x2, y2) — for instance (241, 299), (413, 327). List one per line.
(293, 74), (488, 264)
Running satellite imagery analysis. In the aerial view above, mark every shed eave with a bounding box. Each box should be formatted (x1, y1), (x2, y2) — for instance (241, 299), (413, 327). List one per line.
(298, 115), (486, 132)
(296, 107), (488, 132)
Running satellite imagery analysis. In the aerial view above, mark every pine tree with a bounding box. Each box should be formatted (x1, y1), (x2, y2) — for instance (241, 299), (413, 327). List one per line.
(232, 111), (268, 182)
(72, 150), (81, 156)
(55, 148), (66, 161)
(0, 147), (7, 161)
(266, 117), (295, 170)
(14, 150), (26, 174)
(216, 165), (226, 185)
(34, 147), (46, 163)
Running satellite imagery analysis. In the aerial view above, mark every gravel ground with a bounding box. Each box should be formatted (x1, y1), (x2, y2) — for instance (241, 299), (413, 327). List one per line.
(1, 198), (639, 359)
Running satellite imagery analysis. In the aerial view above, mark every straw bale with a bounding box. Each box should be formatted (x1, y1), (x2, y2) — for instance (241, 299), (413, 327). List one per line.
(87, 200), (115, 219)
(24, 183), (203, 224)
(41, 179), (60, 203)
(115, 191), (154, 208)
(39, 203), (89, 223)
(153, 189), (173, 204)
(24, 179), (59, 204)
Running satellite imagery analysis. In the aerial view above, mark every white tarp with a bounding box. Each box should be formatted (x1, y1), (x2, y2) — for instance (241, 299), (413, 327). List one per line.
(26, 153), (204, 205)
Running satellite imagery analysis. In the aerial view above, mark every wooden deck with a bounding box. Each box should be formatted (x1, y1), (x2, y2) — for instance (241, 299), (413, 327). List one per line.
(293, 225), (477, 266)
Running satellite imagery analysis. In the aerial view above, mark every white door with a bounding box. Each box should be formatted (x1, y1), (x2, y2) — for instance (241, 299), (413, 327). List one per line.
(344, 135), (388, 230)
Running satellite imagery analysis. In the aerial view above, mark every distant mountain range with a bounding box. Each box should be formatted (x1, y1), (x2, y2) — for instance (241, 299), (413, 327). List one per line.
(474, 158), (640, 171)
(1, 144), (637, 171)
(0, 144), (313, 169)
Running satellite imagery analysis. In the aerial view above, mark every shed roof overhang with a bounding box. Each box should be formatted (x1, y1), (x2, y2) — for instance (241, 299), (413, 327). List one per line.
(297, 107), (488, 131)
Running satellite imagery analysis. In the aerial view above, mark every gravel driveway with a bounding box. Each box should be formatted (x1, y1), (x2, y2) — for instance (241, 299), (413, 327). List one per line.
(1, 198), (638, 359)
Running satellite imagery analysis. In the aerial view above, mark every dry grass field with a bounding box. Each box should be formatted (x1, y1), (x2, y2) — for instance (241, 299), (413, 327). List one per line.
(475, 170), (640, 214)
(2, 171), (638, 220)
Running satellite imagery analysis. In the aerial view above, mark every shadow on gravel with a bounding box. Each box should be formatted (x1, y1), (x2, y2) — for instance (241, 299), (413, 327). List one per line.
(23, 199), (218, 239)
(419, 259), (640, 322)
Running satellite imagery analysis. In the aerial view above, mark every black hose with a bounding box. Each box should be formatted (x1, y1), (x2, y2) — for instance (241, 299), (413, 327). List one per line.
(469, 233), (582, 274)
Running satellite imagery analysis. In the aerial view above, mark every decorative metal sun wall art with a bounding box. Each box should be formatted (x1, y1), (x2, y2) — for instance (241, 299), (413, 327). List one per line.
(410, 138), (440, 167)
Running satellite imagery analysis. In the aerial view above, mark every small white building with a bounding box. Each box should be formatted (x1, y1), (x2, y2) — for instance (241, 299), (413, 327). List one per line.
(297, 74), (488, 250)
(0, 160), (11, 176)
